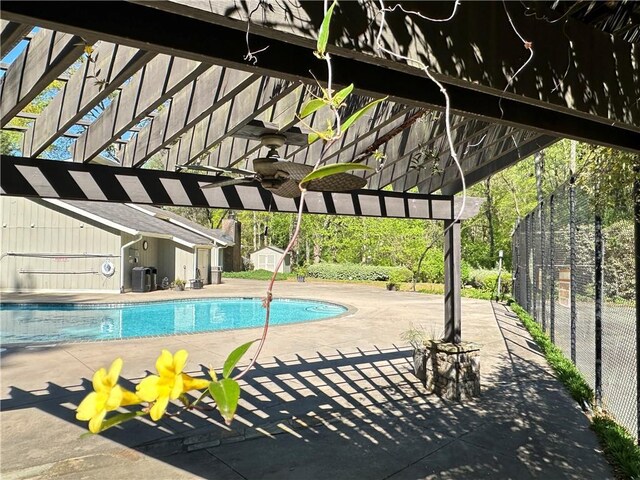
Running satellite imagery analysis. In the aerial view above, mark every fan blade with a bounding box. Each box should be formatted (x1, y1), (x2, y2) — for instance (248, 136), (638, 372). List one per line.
(265, 178), (303, 198)
(210, 165), (255, 176)
(306, 172), (367, 192)
(177, 164), (255, 176)
(273, 161), (367, 192)
(199, 177), (254, 189)
(270, 161), (313, 181)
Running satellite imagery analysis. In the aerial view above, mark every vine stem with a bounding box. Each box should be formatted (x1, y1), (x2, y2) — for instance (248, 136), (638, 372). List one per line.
(375, 0), (466, 226)
(233, 188), (308, 380)
(235, 2), (342, 381)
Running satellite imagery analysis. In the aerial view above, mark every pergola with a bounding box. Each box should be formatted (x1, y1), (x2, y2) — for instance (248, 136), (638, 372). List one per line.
(1, 1), (639, 344)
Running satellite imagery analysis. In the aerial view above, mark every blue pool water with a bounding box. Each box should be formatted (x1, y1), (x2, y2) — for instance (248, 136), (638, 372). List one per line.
(0, 298), (347, 344)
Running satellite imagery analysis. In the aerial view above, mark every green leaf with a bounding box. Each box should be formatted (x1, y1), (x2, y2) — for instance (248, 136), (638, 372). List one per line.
(308, 132), (320, 144)
(300, 163), (372, 187)
(316, 0), (337, 56)
(82, 411), (147, 436)
(308, 128), (333, 145)
(223, 340), (257, 379)
(209, 378), (241, 425)
(341, 97), (388, 134)
(332, 83), (353, 107)
(300, 98), (326, 119)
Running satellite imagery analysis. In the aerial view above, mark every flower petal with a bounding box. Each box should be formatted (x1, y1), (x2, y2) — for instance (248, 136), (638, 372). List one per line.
(155, 350), (174, 377)
(88, 409), (107, 433)
(105, 385), (124, 411)
(136, 375), (161, 402)
(107, 358), (123, 386)
(150, 395), (170, 421)
(76, 392), (99, 420)
(170, 372), (184, 399)
(182, 374), (210, 392)
(173, 350), (188, 375)
(92, 368), (107, 392)
(120, 389), (142, 407)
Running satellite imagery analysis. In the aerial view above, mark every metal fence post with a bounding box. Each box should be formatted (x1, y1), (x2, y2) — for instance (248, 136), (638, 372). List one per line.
(595, 213), (603, 407)
(532, 210), (538, 322)
(549, 195), (555, 343)
(634, 164), (640, 441)
(541, 202), (546, 332)
(570, 176), (577, 364)
(511, 223), (520, 303)
(525, 214), (531, 312)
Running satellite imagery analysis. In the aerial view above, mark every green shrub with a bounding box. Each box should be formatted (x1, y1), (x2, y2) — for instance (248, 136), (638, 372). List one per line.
(307, 263), (412, 282)
(415, 250), (471, 284)
(468, 268), (512, 294)
(591, 414), (640, 479)
(510, 303), (593, 405)
(222, 269), (290, 281)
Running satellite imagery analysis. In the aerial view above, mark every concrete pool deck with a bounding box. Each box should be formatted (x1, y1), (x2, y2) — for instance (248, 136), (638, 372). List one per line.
(1, 279), (612, 479)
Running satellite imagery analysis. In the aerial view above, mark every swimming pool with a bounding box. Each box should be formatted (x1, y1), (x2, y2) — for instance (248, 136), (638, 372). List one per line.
(0, 298), (348, 344)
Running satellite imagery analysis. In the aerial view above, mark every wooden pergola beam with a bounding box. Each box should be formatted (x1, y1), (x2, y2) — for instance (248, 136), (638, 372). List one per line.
(168, 77), (298, 167)
(0, 28), (86, 127)
(0, 20), (31, 53)
(72, 55), (210, 163)
(369, 116), (477, 191)
(123, 67), (260, 168)
(23, 42), (155, 157)
(440, 135), (558, 195)
(3, 1), (637, 152)
(1, 155), (484, 220)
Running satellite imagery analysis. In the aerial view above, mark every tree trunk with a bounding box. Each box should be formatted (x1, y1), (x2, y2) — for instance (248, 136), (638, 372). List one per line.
(252, 212), (258, 251)
(534, 150), (545, 205)
(484, 177), (495, 260)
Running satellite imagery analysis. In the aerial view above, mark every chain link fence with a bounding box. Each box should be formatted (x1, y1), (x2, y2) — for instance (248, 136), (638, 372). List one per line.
(513, 177), (638, 439)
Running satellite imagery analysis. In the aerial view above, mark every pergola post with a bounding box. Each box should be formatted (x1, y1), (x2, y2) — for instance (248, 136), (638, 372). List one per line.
(443, 219), (462, 344)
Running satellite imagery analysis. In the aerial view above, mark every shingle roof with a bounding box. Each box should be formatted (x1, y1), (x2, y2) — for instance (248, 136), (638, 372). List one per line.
(135, 205), (234, 245)
(49, 200), (226, 247)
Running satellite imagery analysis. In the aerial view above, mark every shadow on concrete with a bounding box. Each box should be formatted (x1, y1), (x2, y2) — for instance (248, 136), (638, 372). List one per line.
(1, 302), (612, 479)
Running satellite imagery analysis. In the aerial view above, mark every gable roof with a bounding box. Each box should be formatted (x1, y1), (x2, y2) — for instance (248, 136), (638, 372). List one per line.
(43, 199), (231, 248)
(131, 204), (233, 246)
(251, 246), (288, 255)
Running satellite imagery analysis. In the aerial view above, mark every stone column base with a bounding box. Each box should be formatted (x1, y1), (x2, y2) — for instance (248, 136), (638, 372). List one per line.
(416, 340), (481, 401)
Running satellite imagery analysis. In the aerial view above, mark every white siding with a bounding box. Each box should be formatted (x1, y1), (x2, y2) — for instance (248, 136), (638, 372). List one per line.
(174, 245), (194, 283)
(0, 197), (121, 292)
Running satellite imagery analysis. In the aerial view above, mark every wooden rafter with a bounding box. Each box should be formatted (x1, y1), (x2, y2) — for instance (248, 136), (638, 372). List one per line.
(0, 28), (86, 127)
(72, 55), (210, 163)
(0, 20), (31, 53)
(23, 42), (155, 157)
(122, 67), (263, 168)
(167, 76), (299, 168)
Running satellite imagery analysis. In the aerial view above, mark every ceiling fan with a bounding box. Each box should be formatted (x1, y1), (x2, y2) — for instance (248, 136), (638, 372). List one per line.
(176, 133), (367, 198)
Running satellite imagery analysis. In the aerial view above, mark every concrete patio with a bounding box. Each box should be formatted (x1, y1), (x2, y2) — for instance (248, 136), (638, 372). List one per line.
(1, 279), (612, 479)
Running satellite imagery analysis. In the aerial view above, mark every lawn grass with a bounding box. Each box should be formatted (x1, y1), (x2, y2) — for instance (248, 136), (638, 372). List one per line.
(222, 274), (496, 300)
(509, 300), (640, 479)
(222, 270), (292, 281)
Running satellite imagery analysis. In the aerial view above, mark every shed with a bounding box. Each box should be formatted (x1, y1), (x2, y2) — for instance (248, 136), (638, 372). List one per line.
(250, 246), (291, 274)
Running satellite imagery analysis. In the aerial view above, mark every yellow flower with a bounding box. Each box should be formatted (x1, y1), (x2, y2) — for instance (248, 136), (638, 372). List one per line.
(76, 358), (140, 433)
(136, 350), (210, 421)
